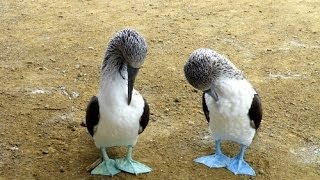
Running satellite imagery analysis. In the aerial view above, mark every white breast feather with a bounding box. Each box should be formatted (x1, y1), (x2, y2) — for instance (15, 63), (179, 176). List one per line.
(207, 78), (256, 146)
(93, 72), (144, 147)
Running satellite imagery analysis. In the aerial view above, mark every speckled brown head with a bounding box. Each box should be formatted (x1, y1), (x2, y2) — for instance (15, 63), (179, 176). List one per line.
(104, 28), (147, 69)
(102, 28), (147, 105)
(184, 48), (243, 100)
(184, 48), (243, 91)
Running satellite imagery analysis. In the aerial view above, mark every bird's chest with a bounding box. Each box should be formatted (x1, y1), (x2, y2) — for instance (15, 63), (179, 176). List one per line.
(207, 92), (249, 127)
(93, 75), (144, 147)
(98, 89), (143, 129)
(206, 79), (256, 145)
(208, 79), (253, 119)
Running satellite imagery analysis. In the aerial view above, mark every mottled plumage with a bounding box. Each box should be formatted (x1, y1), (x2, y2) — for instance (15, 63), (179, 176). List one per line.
(102, 29), (147, 72)
(184, 48), (243, 91)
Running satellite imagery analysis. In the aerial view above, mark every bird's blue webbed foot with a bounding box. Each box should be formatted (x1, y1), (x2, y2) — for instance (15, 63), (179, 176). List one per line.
(115, 146), (152, 174)
(91, 159), (120, 176)
(194, 153), (230, 168)
(194, 139), (230, 168)
(91, 147), (121, 176)
(226, 145), (256, 176)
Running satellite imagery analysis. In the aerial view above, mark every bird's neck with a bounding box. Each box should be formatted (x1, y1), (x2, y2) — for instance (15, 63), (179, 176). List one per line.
(214, 69), (244, 81)
(98, 67), (128, 100)
(101, 50), (126, 77)
(212, 59), (244, 80)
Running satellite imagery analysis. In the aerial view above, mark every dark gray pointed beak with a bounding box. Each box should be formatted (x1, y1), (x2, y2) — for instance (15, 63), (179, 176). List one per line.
(127, 66), (139, 105)
(205, 88), (219, 102)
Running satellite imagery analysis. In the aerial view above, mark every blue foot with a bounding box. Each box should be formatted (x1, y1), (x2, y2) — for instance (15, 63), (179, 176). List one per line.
(226, 145), (256, 176)
(227, 157), (255, 176)
(91, 146), (121, 176)
(116, 146), (151, 174)
(91, 159), (121, 176)
(194, 153), (230, 168)
(116, 158), (151, 174)
(195, 139), (230, 168)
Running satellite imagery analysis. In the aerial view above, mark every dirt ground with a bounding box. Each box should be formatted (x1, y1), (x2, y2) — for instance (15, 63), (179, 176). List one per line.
(0, 0), (319, 179)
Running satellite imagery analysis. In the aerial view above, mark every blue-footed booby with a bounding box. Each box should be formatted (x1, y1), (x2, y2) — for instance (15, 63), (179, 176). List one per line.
(184, 48), (262, 176)
(85, 28), (151, 176)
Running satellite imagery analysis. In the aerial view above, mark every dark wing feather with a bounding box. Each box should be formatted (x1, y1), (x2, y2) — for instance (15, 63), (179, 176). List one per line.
(202, 92), (210, 123)
(85, 96), (100, 136)
(248, 94), (262, 129)
(138, 97), (150, 134)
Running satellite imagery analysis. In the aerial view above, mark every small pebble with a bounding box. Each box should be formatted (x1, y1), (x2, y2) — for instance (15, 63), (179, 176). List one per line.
(174, 97), (181, 103)
(187, 121), (194, 125)
(71, 92), (80, 99)
(42, 149), (49, 154)
(60, 167), (65, 173)
(77, 73), (83, 77)
(77, 73), (86, 78)
(258, 169), (265, 175)
(10, 146), (19, 151)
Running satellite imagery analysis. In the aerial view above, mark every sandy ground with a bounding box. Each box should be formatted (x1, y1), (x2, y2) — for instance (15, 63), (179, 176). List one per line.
(0, 0), (319, 179)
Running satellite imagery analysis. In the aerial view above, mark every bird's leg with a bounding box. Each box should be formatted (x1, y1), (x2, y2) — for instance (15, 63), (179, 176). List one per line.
(115, 145), (152, 174)
(226, 145), (256, 176)
(194, 139), (230, 168)
(91, 146), (121, 176)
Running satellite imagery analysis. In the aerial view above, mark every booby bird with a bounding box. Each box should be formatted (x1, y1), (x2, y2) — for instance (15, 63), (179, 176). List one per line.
(85, 28), (151, 176)
(184, 48), (262, 176)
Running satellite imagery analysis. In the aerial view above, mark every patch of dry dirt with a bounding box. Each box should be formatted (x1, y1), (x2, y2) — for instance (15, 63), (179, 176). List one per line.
(0, 0), (319, 179)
